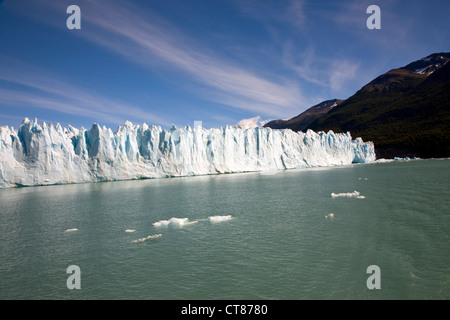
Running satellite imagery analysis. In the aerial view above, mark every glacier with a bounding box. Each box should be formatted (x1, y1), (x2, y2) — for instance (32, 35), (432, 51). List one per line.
(0, 118), (375, 188)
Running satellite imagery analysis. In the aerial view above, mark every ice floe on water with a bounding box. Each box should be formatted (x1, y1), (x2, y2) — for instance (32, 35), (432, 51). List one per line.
(152, 217), (198, 228)
(208, 215), (233, 223)
(131, 234), (162, 244)
(394, 157), (420, 161)
(130, 215), (233, 245)
(153, 215), (233, 227)
(331, 190), (365, 199)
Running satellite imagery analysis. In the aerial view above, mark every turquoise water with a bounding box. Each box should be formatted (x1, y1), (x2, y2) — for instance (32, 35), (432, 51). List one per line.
(0, 159), (449, 299)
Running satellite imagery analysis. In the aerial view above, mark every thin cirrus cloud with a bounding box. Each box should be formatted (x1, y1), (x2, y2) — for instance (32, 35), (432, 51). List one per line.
(329, 60), (360, 92)
(324, 0), (420, 50)
(281, 43), (361, 94)
(3, 0), (373, 125)
(232, 0), (307, 29)
(3, 0), (366, 123)
(0, 60), (170, 127)
(234, 1), (361, 95)
(51, 0), (304, 118)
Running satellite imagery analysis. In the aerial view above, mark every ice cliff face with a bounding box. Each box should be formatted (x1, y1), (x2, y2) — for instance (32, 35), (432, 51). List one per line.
(0, 118), (375, 188)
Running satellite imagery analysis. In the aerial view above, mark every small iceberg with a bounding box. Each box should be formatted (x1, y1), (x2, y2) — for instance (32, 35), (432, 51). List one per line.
(132, 234), (162, 244)
(208, 215), (233, 223)
(325, 213), (335, 219)
(125, 229), (136, 233)
(331, 190), (365, 199)
(153, 217), (198, 228)
(64, 228), (78, 232)
(394, 156), (420, 161)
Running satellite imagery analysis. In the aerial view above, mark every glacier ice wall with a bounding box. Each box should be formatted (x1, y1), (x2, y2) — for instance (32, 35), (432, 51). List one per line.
(0, 118), (375, 188)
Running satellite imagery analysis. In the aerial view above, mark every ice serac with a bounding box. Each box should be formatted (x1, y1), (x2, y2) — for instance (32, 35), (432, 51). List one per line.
(0, 118), (375, 188)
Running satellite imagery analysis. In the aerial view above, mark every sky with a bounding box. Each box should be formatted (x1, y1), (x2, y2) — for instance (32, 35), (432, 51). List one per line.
(0, 0), (449, 130)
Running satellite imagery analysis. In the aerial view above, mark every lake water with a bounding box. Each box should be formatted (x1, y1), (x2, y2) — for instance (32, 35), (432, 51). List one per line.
(0, 159), (449, 299)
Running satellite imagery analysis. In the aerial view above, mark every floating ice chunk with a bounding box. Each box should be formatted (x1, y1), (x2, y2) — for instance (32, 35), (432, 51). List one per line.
(168, 218), (190, 227)
(152, 220), (170, 227)
(64, 228), (78, 232)
(132, 234), (162, 243)
(153, 217), (198, 228)
(125, 229), (136, 233)
(331, 190), (365, 199)
(325, 213), (335, 219)
(208, 215), (233, 223)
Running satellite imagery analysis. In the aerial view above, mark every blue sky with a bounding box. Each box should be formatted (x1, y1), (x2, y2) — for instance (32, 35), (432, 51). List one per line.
(0, 0), (449, 130)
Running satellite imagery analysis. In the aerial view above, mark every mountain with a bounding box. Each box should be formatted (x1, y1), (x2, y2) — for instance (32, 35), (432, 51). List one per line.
(0, 119), (375, 188)
(264, 99), (344, 131)
(266, 52), (450, 159)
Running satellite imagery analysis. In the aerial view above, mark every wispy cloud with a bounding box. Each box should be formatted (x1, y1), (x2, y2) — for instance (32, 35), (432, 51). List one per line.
(2, 0), (367, 122)
(285, 0), (307, 29)
(12, 0), (305, 119)
(329, 59), (360, 92)
(282, 45), (327, 87)
(325, 0), (420, 51)
(232, 0), (307, 30)
(234, 1), (362, 96)
(281, 43), (361, 94)
(76, 0), (305, 117)
(0, 58), (169, 127)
